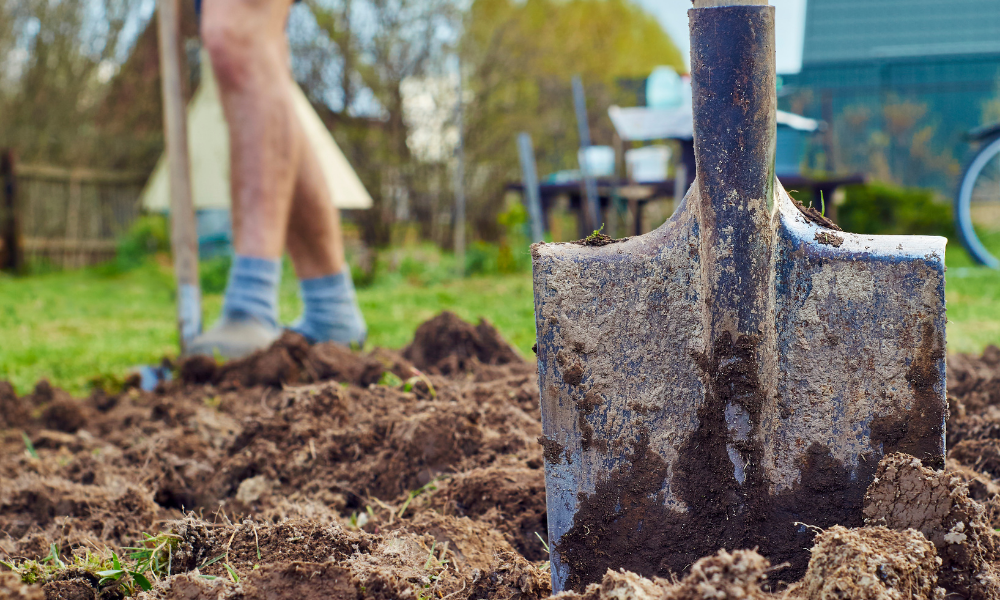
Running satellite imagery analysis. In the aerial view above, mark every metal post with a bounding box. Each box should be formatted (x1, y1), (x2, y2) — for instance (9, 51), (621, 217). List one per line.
(453, 60), (467, 276)
(572, 76), (601, 232)
(517, 133), (545, 243)
(0, 149), (23, 273)
(157, 0), (202, 351)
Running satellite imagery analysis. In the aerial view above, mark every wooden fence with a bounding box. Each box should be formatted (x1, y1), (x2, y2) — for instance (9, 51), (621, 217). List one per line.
(0, 152), (148, 271)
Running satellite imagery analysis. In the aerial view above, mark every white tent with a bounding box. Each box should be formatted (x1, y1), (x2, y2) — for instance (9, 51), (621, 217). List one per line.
(141, 52), (373, 212)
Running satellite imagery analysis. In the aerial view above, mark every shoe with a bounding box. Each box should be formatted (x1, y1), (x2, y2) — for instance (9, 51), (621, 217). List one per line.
(184, 316), (281, 360)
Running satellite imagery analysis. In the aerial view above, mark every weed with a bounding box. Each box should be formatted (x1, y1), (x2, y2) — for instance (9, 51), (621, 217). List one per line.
(585, 224), (606, 242)
(403, 367), (437, 398)
(379, 371), (403, 387)
(96, 551), (153, 593)
(21, 432), (38, 459)
(398, 478), (442, 518)
(2, 534), (179, 596)
(534, 531), (549, 554)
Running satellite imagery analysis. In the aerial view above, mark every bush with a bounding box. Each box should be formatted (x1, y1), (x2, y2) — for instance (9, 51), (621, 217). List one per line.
(115, 214), (170, 271)
(838, 183), (954, 238)
(199, 255), (232, 294)
(465, 241), (500, 275)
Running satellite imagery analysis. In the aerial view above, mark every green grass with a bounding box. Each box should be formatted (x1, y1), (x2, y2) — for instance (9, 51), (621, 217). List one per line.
(0, 248), (535, 395)
(0, 239), (998, 395)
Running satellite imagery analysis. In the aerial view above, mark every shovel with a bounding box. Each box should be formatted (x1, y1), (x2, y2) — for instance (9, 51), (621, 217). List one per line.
(531, 0), (946, 593)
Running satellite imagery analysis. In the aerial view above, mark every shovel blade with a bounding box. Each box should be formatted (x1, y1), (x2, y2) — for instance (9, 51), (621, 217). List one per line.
(532, 183), (946, 592)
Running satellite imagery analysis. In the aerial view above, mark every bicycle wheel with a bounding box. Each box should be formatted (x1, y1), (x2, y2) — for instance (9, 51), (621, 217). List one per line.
(956, 134), (1000, 269)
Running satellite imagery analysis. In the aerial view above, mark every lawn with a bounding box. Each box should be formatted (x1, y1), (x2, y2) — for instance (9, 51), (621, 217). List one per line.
(0, 247), (536, 394)
(0, 240), (998, 395)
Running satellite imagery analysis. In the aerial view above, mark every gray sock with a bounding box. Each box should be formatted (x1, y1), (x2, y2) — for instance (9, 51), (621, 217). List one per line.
(221, 255), (281, 329)
(290, 269), (367, 346)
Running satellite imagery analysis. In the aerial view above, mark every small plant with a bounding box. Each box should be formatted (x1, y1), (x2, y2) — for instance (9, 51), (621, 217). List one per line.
(378, 371), (403, 387)
(1, 532), (182, 596)
(534, 532), (549, 554)
(96, 551), (153, 593)
(580, 224), (615, 247)
(586, 224), (606, 242)
(398, 478), (442, 518)
(21, 432), (38, 459)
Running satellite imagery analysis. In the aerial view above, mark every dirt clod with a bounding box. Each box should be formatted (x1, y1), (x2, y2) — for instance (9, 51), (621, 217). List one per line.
(785, 525), (943, 600)
(863, 453), (1000, 599)
(0, 572), (44, 600)
(403, 311), (522, 374)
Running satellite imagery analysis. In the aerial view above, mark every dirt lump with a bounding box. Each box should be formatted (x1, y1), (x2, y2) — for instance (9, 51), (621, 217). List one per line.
(785, 525), (942, 600)
(467, 551), (551, 600)
(403, 311), (523, 374)
(555, 549), (771, 600)
(0, 571), (44, 600)
(863, 453), (1000, 599)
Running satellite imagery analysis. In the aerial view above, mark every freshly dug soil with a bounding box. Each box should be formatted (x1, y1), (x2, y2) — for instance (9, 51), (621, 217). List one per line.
(3, 318), (1000, 600)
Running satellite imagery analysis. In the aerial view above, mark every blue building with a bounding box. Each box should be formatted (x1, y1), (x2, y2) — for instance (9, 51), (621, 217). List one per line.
(780, 0), (1000, 192)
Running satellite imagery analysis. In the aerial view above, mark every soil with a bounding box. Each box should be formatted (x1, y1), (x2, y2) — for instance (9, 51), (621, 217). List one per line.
(792, 197), (842, 231)
(3, 317), (1000, 600)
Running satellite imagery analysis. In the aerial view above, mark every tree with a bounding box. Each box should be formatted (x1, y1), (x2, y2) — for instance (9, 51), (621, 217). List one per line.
(0, 0), (149, 167)
(459, 0), (684, 237)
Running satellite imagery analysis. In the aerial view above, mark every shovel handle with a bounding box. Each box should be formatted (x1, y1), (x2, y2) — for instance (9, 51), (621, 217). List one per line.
(693, 0), (766, 6)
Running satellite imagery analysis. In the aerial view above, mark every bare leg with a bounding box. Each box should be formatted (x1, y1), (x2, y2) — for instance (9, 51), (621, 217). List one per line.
(189, 0), (364, 357)
(202, 0), (299, 259)
(285, 128), (346, 279)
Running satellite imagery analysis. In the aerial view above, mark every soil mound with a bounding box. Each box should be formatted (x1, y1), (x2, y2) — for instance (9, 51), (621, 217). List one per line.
(403, 311), (523, 374)
(4, 322), (1000, 599)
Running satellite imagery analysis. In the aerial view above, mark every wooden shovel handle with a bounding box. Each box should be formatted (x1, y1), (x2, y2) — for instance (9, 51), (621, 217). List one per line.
(693, 0), (766, 6)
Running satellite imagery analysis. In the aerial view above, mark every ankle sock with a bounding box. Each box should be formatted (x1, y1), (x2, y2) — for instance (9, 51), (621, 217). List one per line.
(290, 269), (367, 346)
(221, 255), (281, 329)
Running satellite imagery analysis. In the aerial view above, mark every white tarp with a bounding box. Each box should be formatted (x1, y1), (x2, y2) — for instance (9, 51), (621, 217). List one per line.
(608, 105), (820, 142)
(142, 52), (373, 212)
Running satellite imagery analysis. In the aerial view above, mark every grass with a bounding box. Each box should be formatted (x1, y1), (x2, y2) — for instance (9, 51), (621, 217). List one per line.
(1, 533), (182, 595)
(0, 239), (998, 395)
(0, 246), (535, 394)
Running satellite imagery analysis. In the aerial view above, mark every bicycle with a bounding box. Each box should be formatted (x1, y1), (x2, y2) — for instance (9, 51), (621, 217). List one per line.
(955, 121), (1000, 268)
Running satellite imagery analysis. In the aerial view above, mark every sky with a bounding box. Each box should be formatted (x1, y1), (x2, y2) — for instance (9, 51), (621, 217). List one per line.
(634, 0), (808, 74)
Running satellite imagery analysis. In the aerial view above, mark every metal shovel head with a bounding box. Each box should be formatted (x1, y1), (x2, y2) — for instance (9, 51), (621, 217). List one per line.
(532, 4), (946, 594)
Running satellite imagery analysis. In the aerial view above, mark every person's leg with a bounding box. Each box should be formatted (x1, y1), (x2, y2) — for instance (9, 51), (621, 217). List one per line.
(186, 0), (298, 358)
(284, 129), (367, 345)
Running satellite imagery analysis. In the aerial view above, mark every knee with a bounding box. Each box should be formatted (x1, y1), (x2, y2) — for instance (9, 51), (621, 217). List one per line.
(201, 5), (264, 91)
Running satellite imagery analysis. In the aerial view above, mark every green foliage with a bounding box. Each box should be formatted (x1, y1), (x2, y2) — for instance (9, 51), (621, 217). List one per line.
(838, 182), (954, 238)
(115, 214), (170, 272)
(465, 241), (500, 275)
(4, 240), (996, 395)
(199, 255), (233, 295)
(461, 0), (684, 228)
(21, 431), (38, 459)
(378, 371), (404, 387)
(1, 533), (179, 596)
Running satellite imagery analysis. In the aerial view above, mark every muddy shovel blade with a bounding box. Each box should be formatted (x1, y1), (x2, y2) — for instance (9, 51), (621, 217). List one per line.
(531, 4), (946, 594)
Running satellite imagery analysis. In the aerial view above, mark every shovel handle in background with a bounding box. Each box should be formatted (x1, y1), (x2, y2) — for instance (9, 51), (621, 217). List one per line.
(156, 0), (202, 353)
(532, 0), (946, 593)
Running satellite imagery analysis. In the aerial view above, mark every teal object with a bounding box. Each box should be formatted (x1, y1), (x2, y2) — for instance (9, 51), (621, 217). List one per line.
(646, 67), (684, 109)
(782, 0), (1000, 192)
(775, 126), (807, 176)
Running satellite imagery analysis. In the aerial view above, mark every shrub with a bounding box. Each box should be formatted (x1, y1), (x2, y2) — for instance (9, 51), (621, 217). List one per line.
(115, 214), (170, 271)
(838, 183), (954, 238)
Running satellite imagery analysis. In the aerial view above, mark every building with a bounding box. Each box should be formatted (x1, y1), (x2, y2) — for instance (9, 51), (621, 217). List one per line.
(780, 0), (1000, 192)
